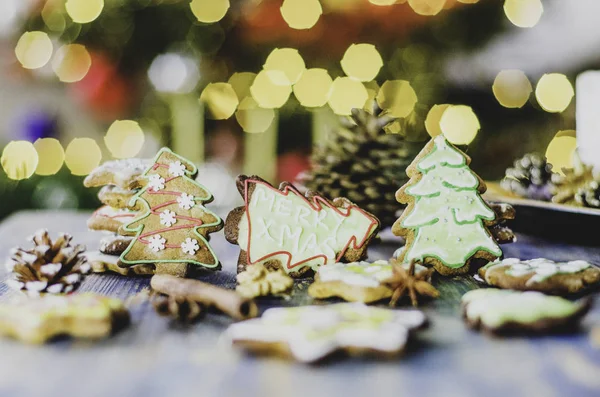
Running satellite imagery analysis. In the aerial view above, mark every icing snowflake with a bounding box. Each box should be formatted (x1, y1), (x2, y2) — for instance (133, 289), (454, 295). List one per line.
(181, 238), (200, 255)
(159, 210), (177, 227)
(177, 193), (195, 210)
(169, 161), (186, 177)
(148, 235), (166, 252)
(148, 174), (165, 191)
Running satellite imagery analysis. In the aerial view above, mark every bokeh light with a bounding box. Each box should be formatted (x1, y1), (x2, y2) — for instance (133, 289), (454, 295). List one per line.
(235, 97), (276, 133)
(65, 0), (104, 24)
(280, 0), (322, 30)
(250, 71), (292, 109)
(369, 0), (399, 5)
(376, 80), (418, 118)
(34, 138), (65, 176)
(148, 53), (199, 94)
(425, 104), (451, 137)
(341, 44), (383, 82)
(1, 141), (38, 180)
(228, 72), (257, 101)
(293, 68), (333, 108)
(15, 31), (53, 70)
(264, 48), (306, 85)
(328, 77), (369, 116)
(408, 0), (447, 16)
(65, 138), (102, 176)
(504, 0), (543, 28)
(492, 70), (532, 109)
(439, 105), (480, 145)
(104, 120), (145, 159)
(190, 0), (230, 23)
(364, 81), (380, 110)
(200, 83), (239, 119)
(457, 0), (479, 3)
(535, 73), (574, 113)
(52, 44), (92, 83)
(545, 131), (577, 175)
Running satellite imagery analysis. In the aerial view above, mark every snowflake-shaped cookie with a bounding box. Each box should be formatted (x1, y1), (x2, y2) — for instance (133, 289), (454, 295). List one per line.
(148, 174), (165, 191)
(159, 210), (177, 227)
(169, 161), (186, 177)
(177, 193), (195, 210)
(181, 238), (200, 255)
(148, 235), (166, 252)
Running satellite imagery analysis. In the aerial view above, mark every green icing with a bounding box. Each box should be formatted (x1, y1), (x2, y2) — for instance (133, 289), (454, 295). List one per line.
(462, 289), (583, 327)
(401, 135), (500, 268)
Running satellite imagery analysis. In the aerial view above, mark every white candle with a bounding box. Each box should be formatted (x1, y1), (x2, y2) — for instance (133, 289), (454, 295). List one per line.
(576, 71), (600, 169)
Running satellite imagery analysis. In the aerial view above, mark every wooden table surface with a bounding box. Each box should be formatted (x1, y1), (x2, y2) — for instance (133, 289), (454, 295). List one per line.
(0, 210), (599, 397)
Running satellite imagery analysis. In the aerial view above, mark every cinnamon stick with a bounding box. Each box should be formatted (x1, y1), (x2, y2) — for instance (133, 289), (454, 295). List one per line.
(150, 275), (258, 320)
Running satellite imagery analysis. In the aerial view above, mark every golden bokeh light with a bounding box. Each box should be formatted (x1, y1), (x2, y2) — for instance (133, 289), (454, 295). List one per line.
(492, 69), (532, 109)
(264, 48), (306, 85)
(65, 0), (104, 24)
(535, 73), (574, 113)
(190, 0), (230, 23)
(250, 71), (292, 109)
(457, 0), (479, 3)
(439, 105), (481, 145)
(376, 80), (418, 118)
(65, 138), (102, 176)
(200, 83), (239, 119)
(545, 131), (577, 175)
(341, 44), (383, 82)
(228, 72), (257, 101)
(235, 97), (276, 133)
(280, 0), (322, 30)
(1, 141), (39, 181)
(408, 0), (447, 16)
(104, 120), (145, 159)
(369, 0), (399, 5)
(384, 120), (403, 134)
(328, 77), (369, 116)
(34, 138), (64, 176)
(52, 44), (92, 83)
(425, 104), (451, 137)
(15, 31), (53, 70)
(504, 0), (543, 28)
(293, 68), (333, 108)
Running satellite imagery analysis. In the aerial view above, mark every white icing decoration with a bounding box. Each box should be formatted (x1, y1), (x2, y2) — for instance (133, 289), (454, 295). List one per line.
(148, 174), (166, 191)
(237, 183), (377, 274)
(490, 258), (593, 285)
(159, 209), (177, 227)
(95, 206), (138, 224)
(226, 303), (426, 363)
(85, 158), (152, 188)
(181, 238), (200, 255)
(316, 260), (428, 288)
(168, 161), (186, 177)
(148, 235), (166, 252)
(177, 193), (195, 210)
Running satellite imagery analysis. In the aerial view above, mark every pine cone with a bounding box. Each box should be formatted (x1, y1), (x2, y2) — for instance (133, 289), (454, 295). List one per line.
(551, 152), (600, 208)
(236, 263), (293, 298)
(5, 229), (90, 295)
(501, 153), (555, 201)
(300, 101), (426, 228)
(151, 293), (205, 323)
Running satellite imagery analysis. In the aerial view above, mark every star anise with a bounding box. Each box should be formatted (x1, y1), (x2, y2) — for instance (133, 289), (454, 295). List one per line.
(383, 259), (440, 307)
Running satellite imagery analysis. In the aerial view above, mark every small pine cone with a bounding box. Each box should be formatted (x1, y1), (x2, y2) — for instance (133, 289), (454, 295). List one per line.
(551, 152), (599, 208)
(151, 293), (205, 323)
(501, 153), (555, 201)
(236, 264), (293, 298)
(5, 229), (90, 295)
(574, 179), (600, 208)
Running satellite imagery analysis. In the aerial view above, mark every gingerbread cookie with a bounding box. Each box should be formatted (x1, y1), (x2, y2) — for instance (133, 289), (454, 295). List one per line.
(119, 148), (224, 273)
(236, 263), (294, 298)
(479, 258), (600, 295)
(99, 234), (134, 255)
(225, 175), (380, 278)
(98, 185), (141, 210)
(83, 251), (155, 276)
(462, 289), (591, 335)
(308, 260), (428, 303)
(83, 158), (152, 189)
(226, 303), (426, 363)
(392, 135), (502, 276)
(0, 293), (129, 344)
(87, 206), (139, 233)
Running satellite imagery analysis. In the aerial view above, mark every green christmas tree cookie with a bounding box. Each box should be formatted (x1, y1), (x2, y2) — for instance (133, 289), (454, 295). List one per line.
(392, 134), (502, 276)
